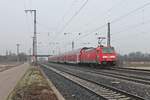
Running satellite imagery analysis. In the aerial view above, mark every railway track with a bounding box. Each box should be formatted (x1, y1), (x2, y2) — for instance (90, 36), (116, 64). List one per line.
(0, 63), (23, 72)
(111, 67), (150, 75)
(41, 63), (144, 100)
(81, 64), (150, 85)
(45, 63), (150, 85)
(84, 68), (150, 85)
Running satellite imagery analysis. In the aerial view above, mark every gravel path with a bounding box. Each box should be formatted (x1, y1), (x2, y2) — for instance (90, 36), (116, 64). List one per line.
(0, 63), (29, 100)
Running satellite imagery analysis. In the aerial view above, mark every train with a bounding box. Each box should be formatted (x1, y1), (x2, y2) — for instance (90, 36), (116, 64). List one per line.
(48, 45), (117, 67)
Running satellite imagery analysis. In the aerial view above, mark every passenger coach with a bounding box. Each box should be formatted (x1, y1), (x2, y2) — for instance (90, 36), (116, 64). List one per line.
(48, 45), (117, 66)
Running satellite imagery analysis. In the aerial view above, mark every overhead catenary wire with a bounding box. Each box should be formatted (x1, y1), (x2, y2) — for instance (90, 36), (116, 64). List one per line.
(23, 0), (150, 53)
(110, 1), (150, 24)
(51, 0), (89, 44)
(65, 0), (125, 45)
(74, 1), (150, 41)
(63, 23), (107, 48)
(112, 18), (150, 36)
(83, 0), (125, 27)
(59, 0), (89, 33)
(41, 0), (122, 42)
(62, 0), (78, 21)
(75, 24), (107, 41)
(55, 0), (78, 34)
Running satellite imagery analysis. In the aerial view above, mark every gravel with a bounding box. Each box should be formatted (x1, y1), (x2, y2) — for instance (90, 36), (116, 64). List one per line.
(46, 63), (150, 100)
(41, 66), (103, 100)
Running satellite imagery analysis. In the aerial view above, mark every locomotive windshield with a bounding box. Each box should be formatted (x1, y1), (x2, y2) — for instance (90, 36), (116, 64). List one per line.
(102, 47), (114, 53)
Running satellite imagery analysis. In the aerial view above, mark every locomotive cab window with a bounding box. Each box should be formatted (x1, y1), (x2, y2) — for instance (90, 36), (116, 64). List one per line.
(102, 47), (114, 54)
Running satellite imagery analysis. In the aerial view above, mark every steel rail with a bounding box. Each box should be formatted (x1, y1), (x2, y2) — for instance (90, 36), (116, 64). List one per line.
(40, 63), (144, 100)
(46, 63), (150, 85)
(91, 70), (150, 85)
(111, 67), (150, 74)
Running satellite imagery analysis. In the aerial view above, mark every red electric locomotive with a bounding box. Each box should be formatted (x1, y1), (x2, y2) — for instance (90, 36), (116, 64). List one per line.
(48, 45), (117, 66)
(80, 46), (117, 65)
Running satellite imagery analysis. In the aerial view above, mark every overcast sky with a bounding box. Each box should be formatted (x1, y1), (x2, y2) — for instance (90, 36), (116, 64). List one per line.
(0, 0), (150, 55)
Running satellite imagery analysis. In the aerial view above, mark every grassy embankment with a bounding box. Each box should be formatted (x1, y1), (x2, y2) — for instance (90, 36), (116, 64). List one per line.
(7, 66), (58, 100)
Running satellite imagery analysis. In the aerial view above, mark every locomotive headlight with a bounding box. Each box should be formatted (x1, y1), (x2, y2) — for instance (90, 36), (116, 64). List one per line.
(102, 56), (108, 58)
(110, 56), (115, 58)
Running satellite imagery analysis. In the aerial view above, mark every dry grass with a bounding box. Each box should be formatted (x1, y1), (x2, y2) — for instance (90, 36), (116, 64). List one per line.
(7, 67), (58, 100)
